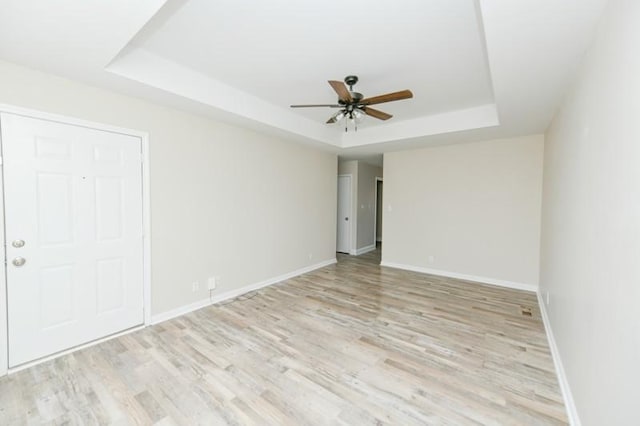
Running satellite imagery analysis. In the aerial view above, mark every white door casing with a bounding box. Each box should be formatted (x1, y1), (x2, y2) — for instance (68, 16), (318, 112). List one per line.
(337, 175), (351, 254)
(1, 112), (145, 367)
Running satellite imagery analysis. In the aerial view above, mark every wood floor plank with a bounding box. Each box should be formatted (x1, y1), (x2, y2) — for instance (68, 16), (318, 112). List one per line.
(0, 246), (567, 424)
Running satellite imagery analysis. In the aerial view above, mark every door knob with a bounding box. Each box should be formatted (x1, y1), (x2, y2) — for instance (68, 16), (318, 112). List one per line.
(12, 257), (26, 267)
(12, 239), (25, 248)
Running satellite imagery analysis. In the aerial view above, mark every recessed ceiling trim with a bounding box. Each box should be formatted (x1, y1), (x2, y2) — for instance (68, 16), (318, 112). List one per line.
(341, 104), (499, 148)
(107, 47), (341, 147)
(107, 47), (501, 150)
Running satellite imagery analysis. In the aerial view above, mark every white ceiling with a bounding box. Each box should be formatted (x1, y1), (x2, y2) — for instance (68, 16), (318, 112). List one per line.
(137, 0), (493, 126)
(0, 0), (608, 157)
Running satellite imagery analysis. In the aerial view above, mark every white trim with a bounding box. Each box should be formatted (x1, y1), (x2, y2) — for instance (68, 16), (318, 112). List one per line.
(151, 258), (337, 325)
(150, 298), (212, 326)
(350, 244), (376, 256)
(0, 104), (149, 139)
(0, 129), (6, 377)
(141, 134), (152, 325)
(380, 261), (537, 292)
(0, 104), (152, 375)
(7, 325), (144, 375)
(537, 291), (581, 426)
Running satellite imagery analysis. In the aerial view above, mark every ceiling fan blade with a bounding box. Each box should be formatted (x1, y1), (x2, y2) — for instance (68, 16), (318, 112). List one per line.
(361, 89), (413, 105)
(328, 80), (353, 103)
(290, 104), (342, 108)
(362, 107), (393, 120)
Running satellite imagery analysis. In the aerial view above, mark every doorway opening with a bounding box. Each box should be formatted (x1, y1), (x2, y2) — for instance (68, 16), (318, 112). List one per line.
(374, 177), (383, 249)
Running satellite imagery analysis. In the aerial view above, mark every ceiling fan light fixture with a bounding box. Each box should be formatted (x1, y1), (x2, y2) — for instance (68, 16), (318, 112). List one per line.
(290, 75), (411, 131)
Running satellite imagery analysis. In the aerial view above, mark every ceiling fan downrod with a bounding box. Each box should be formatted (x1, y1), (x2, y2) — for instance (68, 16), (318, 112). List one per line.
(344, 75), (358, 92)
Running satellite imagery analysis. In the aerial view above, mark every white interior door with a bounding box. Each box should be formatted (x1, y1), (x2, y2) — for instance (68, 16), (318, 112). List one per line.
(1, 113), (144, 367)
(337, 175), (351, 253)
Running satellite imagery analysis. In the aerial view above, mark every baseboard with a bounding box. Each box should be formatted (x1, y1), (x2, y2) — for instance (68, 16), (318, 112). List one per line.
(350, 244), (376, 256)
(379, 261), (537, 292)
(150, 258), (337, 325)
(537, 291), (581, 425)
(150, 298), (212, 325)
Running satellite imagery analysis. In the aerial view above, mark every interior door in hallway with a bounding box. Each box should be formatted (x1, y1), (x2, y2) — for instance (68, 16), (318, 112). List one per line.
(337, 175), (351, 253)
(1, 113), (145, 367)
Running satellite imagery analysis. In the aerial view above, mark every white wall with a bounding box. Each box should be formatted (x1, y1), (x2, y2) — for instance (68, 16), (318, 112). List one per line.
(382, 135), (543, 289)
(0, 60), (337, 321)
(540, 1), (640, 424)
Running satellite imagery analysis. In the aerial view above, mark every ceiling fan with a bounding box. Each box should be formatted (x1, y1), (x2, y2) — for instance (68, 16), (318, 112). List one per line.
(290, 75), (413, 131)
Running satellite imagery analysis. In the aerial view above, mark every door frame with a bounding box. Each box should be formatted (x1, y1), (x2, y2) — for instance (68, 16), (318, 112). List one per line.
(0, 104), (152, 376)
(373, 177), (383, 245)
(337, 174), (353, 254)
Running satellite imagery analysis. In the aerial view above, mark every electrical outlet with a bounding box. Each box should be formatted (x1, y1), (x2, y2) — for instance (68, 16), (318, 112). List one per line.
(207, 277), (217, 290)
(428, 255), (435, 264)
(308, 253), (313, 260)
(191, 281), (199, 292)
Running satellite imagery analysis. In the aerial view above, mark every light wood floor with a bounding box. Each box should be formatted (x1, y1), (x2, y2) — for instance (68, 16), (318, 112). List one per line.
(0, 247), (567, 425)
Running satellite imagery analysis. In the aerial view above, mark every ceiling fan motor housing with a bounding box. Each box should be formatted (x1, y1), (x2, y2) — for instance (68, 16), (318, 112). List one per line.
(339, 92), (363, 106)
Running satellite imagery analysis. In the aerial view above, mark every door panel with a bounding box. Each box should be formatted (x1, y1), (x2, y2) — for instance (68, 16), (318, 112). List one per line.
(39, 265), (75, 328)
(337, 176), (351, 253)
(96, 258), (126, 314)
(1, 113), (144, 367)
(95, 176), (124, 241)
(37, 172), (74, 245)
